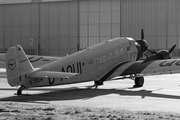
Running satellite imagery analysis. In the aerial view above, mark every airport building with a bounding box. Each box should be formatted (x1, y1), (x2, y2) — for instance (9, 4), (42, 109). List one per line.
(0, 0), (180, 56)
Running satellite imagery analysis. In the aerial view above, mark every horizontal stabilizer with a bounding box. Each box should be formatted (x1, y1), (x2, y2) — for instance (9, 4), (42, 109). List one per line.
(29, 71), (78, 79)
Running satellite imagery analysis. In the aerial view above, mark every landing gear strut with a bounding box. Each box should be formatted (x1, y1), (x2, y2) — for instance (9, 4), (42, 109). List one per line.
(17, 85), (25, 96)
(134, 77), (144, 87)
(94, 80), (104, 88)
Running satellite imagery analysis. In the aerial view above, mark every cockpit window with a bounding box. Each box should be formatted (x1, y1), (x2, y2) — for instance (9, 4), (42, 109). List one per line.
(129, 40), (135, 46)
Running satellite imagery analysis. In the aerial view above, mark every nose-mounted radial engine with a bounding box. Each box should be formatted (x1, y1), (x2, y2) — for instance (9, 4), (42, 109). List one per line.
(135, 29), (176, 62)
(135, 29), (148, 61)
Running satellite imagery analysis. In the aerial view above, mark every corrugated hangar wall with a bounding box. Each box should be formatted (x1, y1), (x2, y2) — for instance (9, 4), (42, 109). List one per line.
(0, 4), (39, 54)
(80, 0), (121, 48)
(40, 2), (78, 56)
(0, 0), (180, 56)
(79, 0), (180, 56)
(0, 1), (78, 56)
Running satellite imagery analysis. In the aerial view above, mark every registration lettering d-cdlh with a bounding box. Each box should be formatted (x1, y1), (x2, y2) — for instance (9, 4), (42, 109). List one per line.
(30, 78), (43, 85)
(159, 60), (180, 67)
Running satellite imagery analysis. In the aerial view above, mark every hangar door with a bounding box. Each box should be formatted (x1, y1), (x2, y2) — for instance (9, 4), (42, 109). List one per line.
(40, 2), (78, 56)
(0, 1), (78, 56)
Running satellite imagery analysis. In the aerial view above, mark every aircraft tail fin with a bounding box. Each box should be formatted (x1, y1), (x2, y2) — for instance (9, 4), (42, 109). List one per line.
(5, 45), (34, 87)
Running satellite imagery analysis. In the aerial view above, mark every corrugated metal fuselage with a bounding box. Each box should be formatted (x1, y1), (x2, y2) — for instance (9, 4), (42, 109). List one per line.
(22, 37), (138, 88)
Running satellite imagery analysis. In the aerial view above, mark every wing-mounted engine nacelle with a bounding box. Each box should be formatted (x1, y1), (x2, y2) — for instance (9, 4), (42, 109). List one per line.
(143, 45), (176, 63)
(143, 50), (170, 63)
(157, 50), (171, 59)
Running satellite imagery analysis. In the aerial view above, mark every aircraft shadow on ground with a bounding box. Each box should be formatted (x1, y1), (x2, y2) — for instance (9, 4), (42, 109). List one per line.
(1, 86), (180, 103)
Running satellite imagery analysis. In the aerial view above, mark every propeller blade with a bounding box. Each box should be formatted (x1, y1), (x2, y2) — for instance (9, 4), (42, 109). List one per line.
(141, 29), (144, 40)
(169, 44), (176, 54)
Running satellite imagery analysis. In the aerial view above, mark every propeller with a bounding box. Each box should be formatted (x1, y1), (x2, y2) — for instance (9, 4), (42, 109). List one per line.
(135, 29), (177, 62)
(169, 44), (176, 54)
(148, 44), (176, 55)
(135, 29), (148, 61)
(141, 29), (144, 40)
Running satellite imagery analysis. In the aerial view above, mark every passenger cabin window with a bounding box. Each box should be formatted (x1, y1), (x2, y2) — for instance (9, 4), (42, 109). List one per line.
(95, 48), (128, 64)
(119, 49), (122, 54)
(120, 48), (124, 53)
(108, 52), (113, 58)
(123, 47), (126, 52)
(115, 50), (119, 56)
(127, 47), (130, 51)
(102, 55), (107, 61)
(99, 56), (103, 63)
(95, 57), (100, 63)
(89, 59), (93, 65)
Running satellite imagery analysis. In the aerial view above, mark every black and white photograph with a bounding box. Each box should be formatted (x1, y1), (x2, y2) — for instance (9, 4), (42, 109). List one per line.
(1, 0), (180, 119)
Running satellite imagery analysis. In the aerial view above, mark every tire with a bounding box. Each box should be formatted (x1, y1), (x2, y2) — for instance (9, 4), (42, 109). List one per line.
(17, 89), (22, 96)
(135, 77), (144, 87)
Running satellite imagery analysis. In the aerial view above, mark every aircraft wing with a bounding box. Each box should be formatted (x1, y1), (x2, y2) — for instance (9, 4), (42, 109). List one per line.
(28, 55), (62, 68)
(106, 59), (180, 80)
(0, 53), (62, 68)
(29, 71), (78, 79)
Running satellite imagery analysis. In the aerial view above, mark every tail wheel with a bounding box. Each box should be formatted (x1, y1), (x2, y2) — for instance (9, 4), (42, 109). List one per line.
(134, 77), (144, 87)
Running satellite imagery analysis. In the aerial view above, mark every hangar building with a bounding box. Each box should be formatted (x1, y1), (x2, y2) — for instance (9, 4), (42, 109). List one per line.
(0, 0), (179, 57)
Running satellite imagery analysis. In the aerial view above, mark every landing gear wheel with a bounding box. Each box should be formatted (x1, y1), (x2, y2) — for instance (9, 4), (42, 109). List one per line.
(17, 86), (25, 96)
(134, 77), (144, 87)
(17, 89), (22, 96)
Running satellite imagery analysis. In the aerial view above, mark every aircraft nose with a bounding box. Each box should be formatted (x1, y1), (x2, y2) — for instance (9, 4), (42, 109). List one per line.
(135, 29), (148, 60)
(136, 39), (148, 56)
(142, 39), (148, 52)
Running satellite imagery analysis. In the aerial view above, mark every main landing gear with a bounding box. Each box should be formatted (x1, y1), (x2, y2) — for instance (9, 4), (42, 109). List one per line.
(134, 77), (144, 87)
(17, 85), (26, 96)
(94, 80), (104, 89)
(93, 77), (144, 89)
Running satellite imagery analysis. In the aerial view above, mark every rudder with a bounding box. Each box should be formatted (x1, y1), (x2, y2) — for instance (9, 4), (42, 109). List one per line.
(5, 45), (34, 87)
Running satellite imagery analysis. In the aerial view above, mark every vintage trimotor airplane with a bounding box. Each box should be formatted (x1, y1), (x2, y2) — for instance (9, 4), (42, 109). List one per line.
(5, 29), (180, 95)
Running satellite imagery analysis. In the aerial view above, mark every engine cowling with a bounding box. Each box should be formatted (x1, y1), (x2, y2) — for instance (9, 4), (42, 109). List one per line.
(143, 50), (170, 63)
(157, 50), (171, 59)
(135, 29), (148, 61)
(136, 39), (148, 61)
(143, 45), (176, 63)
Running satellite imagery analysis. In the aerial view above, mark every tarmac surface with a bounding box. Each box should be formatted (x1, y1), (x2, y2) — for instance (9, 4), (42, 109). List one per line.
(0, 69), (180, 113)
